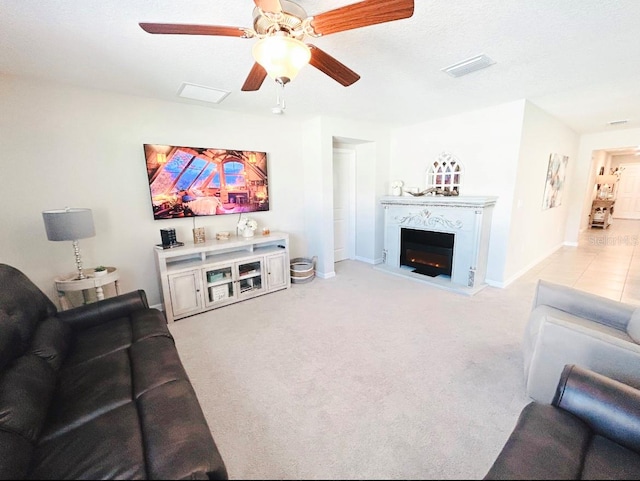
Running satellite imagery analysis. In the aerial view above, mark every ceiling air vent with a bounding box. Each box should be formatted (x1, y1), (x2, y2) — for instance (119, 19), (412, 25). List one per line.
(442, 54), (496, 78)
(177, 83), (230, 104)
(606, 119), (629, 126)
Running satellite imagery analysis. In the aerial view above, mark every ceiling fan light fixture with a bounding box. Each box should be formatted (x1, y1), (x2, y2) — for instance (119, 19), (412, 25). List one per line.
(252, 35), (311, 84)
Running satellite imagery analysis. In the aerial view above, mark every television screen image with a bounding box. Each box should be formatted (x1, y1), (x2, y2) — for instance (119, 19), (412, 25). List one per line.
(143, 144), (269, 220)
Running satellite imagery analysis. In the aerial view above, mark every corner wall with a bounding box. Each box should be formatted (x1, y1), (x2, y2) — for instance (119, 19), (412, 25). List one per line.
(389, 100), (526, 284)
(0, 74), (309, 306)
(502, 101), (579, 284)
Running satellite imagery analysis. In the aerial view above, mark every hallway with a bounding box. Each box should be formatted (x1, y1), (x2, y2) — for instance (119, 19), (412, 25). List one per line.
(521, 219), (640, 305)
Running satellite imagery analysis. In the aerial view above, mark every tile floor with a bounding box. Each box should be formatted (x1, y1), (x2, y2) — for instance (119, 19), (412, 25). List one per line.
(521, 218), (640, 305)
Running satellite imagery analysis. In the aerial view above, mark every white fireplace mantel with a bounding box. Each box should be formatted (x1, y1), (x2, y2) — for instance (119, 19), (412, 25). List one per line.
(377, 195), (498, 295)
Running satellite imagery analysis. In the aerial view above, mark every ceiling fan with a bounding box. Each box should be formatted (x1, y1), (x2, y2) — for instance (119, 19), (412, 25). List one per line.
(139, 0), (414, 92)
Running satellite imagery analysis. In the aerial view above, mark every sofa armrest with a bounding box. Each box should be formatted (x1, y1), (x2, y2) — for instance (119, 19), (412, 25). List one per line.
(524, 313), (640, 403)
(483, 402), (591, 480)
(56, 290), (152, 331)
(534, 280), (635, 331)
(553, 364), (640, 453)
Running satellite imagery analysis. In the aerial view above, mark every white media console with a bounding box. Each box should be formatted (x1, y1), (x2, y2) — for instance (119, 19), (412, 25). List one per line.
(155, 232), (290, 322)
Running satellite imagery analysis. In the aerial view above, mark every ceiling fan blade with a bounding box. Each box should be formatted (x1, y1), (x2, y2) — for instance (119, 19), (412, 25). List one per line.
(254, 0), (282, 14)
(310, 0), (414, 36)
(241, 63), (268, 91)
(139, 23), (247, 37)
(308, 45), (360, 87)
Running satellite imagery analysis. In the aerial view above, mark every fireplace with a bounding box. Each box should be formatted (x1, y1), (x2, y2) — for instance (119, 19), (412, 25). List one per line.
(379, 195), (497, 294)
(401, 228), (454, 277)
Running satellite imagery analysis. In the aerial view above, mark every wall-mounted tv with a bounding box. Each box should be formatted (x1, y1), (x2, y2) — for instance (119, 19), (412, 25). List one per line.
(143, 144), (269, 220)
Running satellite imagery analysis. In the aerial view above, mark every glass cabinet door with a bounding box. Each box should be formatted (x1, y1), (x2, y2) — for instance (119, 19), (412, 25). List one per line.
(237, 259), (264, 297)
(203, 265), (236, 307)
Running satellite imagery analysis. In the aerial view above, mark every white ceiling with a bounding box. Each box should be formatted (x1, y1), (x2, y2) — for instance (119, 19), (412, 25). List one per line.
(2, 0), (640, 134)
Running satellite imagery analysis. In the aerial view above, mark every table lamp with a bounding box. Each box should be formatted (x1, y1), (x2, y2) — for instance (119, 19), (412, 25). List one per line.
(42, 208), (95, 279)
(596, 174), (618, 200)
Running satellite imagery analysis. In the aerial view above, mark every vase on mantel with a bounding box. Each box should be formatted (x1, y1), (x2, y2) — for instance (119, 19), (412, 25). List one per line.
(241, 228), (255, 239)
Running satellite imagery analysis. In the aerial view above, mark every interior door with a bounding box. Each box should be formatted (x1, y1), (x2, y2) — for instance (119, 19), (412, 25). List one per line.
(333, 149), (355, 262)
(614, 163), (640, 219)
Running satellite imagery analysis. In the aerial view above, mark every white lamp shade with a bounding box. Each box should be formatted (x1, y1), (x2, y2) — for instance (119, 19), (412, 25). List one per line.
(596, 174), (618, 185)
(43, 208), (95, 241)
(252, 36), (311, 82)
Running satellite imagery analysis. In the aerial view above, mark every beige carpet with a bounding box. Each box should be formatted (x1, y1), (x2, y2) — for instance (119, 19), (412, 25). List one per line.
(169, 260), (536, 480)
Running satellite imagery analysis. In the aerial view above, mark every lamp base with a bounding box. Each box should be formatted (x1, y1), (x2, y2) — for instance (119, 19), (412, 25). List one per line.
(72, 240), (86, 280)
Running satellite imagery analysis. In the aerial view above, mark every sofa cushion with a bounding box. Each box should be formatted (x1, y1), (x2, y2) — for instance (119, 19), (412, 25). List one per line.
(131, 336), (188, 397)
(39, 349), (133, 442)
(0, 264), (57, 353)
(63, 309), (172, 367)
(138, 379), (227, 480)
(30, 317), (72, 372)
(0, 355), (56, 442)
(0, 431), (33, 480)
(626, 308), (640, 343)
(0, 314), (22, 371)
(29, 403), (147, 480)
(582, 435), (640, 479)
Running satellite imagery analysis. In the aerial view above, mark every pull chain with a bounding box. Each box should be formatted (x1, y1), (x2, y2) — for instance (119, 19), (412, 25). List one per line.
(272, 79), (286, 114)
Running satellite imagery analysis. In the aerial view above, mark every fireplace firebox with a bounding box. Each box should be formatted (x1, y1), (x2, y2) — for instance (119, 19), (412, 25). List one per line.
(400, 228), (454, 277)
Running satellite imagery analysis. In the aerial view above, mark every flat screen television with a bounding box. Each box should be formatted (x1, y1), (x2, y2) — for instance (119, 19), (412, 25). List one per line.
(143, 144), (269, 220)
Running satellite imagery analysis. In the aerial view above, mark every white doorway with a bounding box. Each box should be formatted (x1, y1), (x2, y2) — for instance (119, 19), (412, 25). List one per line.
(333, 148), (356, 262)
(615, 163), (640, 219)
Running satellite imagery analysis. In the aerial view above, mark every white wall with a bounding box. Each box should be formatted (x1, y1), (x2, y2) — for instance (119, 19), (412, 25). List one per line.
(303, 117), (392, 277)
(503, 101), (579, 284)
(565, 127), (640, 242)
(389, 100), (526, 284)
(0, 74), (311, 306)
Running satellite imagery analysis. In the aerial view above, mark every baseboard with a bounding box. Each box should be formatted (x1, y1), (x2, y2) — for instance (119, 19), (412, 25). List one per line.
(354, 256), (383, 265)
(150, 303), (164, 311)
(488, 242), (565, 288)
(316, 271), (336, 279)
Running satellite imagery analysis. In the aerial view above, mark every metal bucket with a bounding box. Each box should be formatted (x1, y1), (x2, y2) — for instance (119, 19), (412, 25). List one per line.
(290, 256), (317, 284)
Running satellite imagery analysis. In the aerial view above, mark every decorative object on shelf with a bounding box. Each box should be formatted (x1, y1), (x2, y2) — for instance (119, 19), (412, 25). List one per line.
(94, 266), (108, 277)
(160, 228), (179, 247)
(595, 174), (618, 200)
(237, 216), (258, 238)
(42, 207), (96, 280)
(216, 231), (231, 240)
(406, 187), (459, 197)
(192, 218), (206, 244)
(391, 180), (404, 196)
(262, 227), (271, 235)
(542, 153), (569, 210)
(426, 152), (464, 195)
(193, 227), (206, 244)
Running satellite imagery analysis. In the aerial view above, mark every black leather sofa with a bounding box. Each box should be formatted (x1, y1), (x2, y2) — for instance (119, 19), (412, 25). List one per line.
(0, 263), (227, 480)
(485, 364), (640, 479)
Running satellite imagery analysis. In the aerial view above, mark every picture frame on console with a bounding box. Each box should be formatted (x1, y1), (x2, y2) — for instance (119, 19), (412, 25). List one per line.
(143, 144), (269, 220)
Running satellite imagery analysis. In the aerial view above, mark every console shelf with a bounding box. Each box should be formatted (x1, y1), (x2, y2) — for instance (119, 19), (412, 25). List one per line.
(155, 232), (290, 322)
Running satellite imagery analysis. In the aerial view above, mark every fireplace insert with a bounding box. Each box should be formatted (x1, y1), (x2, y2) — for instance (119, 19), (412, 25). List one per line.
(400, 228), (454, 277)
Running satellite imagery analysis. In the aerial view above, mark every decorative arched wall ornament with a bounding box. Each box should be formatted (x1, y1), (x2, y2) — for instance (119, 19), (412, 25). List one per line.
(426, 152), (464, 194)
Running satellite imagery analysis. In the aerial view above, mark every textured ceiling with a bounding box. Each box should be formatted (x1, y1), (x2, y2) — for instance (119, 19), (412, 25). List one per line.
(1, 0), (640, 133)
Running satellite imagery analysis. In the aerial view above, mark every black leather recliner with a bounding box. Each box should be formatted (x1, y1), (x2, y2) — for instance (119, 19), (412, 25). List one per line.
(485, 364), (640, 479)
(0, 263), (227, 480)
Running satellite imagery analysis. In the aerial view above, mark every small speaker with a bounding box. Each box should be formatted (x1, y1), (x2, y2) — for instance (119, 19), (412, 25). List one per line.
(160, 228), (177, 247)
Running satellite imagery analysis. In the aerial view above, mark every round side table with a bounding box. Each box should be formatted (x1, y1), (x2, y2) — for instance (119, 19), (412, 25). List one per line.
(54, 267), (120, 310)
